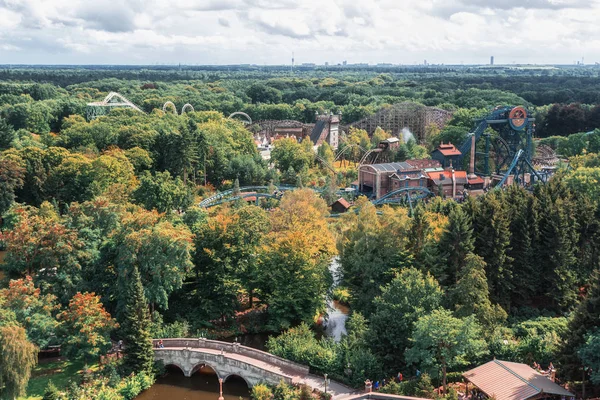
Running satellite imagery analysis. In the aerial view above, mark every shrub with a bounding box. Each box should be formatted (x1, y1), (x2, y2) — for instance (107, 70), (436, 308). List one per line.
(332, 287), (351, 304)
(251, 383), (273, 400)
(119, 374), (142, 400)
(42, 380), (61, 400)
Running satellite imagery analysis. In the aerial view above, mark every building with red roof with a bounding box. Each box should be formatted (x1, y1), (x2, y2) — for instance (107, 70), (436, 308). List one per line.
(431, 143), (462, 168)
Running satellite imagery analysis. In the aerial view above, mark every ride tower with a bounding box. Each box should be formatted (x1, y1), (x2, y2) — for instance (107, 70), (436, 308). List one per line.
(454, 106), (543, 187)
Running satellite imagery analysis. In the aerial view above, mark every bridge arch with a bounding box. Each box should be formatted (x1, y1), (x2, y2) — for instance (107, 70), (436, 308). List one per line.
(224, 374), (251, 388)
(190, 362), (221, 379)
(164, 363), (187, 375)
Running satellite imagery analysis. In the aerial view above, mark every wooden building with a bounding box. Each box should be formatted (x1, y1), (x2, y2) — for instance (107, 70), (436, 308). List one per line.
(358, 162), (427, 199)
(331, 198), (351, 213)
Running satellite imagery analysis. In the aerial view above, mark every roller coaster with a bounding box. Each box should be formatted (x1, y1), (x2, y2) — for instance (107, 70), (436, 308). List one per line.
(454, 105), (545, 186)
(199, 185), (432, 214)
(162, 102), (195, 115)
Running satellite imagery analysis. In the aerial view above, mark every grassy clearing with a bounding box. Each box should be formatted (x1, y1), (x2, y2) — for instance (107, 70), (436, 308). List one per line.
(20, 358), (98, 400)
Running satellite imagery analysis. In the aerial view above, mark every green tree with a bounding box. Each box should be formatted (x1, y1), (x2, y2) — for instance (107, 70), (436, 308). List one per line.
(448, 253), (507, 330)
(578, 330), (600, 384)
(191, 205), (269, 320)
(435, 206), (474, 285)
(369, 267), (443, 371)
(561, 271), (600, 379)
(133, 171), (194, 213)
(121, 266), (154, 375)
(0, 117), (15, 150)
(472, 192), (513, 307)
(247, 83), (282, 104)
(0, 155), (25, 216)
(113, 209), (194, 311)
(42, 380), (61, 400)
(271, 137), (313, 174)
(538, 198), (578, 309)
(406, 309), (488, 394)
(0, 324), (38, 399)
(339, 199), (413, 315)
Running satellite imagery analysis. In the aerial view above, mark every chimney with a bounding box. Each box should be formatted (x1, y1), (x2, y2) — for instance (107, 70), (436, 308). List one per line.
(469, 134), (476, 178)
(451, 169), (456, 198)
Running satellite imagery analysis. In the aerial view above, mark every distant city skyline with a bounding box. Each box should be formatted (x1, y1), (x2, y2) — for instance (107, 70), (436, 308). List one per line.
(1, 0), (599, 65)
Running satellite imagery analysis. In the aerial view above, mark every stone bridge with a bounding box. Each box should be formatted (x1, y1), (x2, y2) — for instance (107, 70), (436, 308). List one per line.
(154, 338), (311, 388)
(153, 339), (431, 400)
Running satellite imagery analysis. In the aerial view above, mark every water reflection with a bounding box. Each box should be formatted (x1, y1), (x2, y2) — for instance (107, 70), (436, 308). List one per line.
(136, 366), (251, 400)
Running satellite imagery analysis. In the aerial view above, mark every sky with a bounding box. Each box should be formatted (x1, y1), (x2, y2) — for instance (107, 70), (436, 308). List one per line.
(0, 0), (599, 65)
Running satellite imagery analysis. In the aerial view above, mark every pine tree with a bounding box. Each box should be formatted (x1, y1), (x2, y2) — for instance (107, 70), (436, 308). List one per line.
(435, 206), (474, 285)
(472, 192), (513, 308)
(0, 117), (15, 150)
(505, 186), (538, 307)
(121, 266), (154, 375)
(539, 198), (578, 310)
(561, 271), (600, 379)
(42, 380), (61, 400)
(448, 252), (506, 330)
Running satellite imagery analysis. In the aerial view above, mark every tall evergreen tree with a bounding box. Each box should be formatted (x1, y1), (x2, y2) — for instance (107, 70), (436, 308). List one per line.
(435, 206), (474, 285)
(505, 185), (539, 307)
(121, 266), (154, 375)
(448, 252), (507, 330)
(472, 192), (513, 308)
(0, 117), (15, 150)
(561, 271), (600, 379)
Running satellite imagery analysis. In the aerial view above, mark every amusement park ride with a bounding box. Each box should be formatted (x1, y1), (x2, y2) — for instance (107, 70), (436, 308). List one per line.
(456, 105), (545, 186)
(84, 94), (546, 211)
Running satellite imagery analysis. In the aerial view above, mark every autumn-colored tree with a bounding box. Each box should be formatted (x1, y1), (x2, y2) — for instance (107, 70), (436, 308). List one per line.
(0, 205), (84, 302)
(0, 276), (60, 348)
(0, 324), (38, 399)
(258, 189), (336, 329)
(192, 205), (270, 319)
(58, 292), (117, 361)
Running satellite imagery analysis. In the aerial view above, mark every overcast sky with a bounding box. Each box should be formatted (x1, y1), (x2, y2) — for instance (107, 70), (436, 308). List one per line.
(0, 0), (598, 65)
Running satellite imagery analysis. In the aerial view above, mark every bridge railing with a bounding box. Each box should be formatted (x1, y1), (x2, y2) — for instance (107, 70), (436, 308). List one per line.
(153, 338), (310, 376)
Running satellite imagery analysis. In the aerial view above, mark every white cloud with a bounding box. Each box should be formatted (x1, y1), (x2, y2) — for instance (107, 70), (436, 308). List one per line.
(0, 0), (599, 64)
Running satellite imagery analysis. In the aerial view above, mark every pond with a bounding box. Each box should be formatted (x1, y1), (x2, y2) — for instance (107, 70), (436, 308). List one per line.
(136, 366), (250, 400)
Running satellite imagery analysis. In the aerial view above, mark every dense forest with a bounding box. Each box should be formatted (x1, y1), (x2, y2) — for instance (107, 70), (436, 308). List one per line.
(2, 66), (600, 400)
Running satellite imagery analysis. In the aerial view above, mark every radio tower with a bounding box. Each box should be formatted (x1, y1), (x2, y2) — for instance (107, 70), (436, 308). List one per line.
(291, 52), (295, 74)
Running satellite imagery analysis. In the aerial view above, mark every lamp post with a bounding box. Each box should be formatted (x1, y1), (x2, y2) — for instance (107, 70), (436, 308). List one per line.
(218, 378), (224, 400)
(324, 373), (328, 394)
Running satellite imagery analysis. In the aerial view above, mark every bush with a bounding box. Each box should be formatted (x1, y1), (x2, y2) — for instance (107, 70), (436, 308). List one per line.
(42, 380), (61, 400)
(445, 372), (464, 384)
(332, 287), (351, 304)
(118, 374), (142, 400)
(267, 323), (338, 373)
(273, 380), (297, 400)
(320, 392), (332, 400)
(251, 383), (273, 400)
